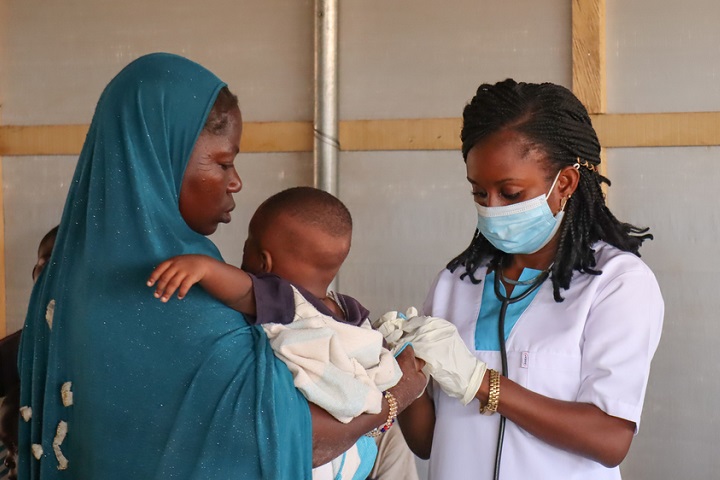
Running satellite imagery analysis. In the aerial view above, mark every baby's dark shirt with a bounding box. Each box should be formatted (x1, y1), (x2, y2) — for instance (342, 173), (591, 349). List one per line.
(247, 273), (369, 327)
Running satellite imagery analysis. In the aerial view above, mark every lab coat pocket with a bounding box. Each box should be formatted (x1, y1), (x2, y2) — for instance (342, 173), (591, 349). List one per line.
(525, 351), (582, 401)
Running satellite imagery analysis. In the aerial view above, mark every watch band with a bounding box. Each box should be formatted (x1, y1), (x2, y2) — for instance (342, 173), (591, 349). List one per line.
(479, 369), (500, 415)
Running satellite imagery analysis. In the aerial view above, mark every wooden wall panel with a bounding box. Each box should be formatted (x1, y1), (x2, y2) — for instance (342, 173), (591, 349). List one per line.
(572, 0), (607, 114)
(339, 118), (462, 152)
(4, 113), (720, 157)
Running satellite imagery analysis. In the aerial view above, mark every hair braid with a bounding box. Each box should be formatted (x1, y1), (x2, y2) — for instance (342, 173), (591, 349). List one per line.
(446, 230), (501, 284)
(447, 79), (652, 301)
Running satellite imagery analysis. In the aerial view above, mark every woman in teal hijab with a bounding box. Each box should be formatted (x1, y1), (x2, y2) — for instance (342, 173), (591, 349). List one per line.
(18, 53), (426, 479)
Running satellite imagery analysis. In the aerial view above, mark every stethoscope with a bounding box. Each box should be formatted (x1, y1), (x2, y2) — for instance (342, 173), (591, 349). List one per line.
(490, 264), (549, 480)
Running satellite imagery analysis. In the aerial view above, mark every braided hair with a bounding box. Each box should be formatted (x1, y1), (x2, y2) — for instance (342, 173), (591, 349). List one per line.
(447, 79), (652, 301)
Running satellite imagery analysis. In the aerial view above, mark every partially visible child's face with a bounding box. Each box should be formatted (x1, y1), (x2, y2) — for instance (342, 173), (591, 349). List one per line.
(32, 233), (57, 282)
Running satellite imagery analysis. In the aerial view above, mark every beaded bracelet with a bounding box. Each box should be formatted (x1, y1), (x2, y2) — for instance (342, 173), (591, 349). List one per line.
(366, 390), (399, 437)
(479, 369), (500, 415)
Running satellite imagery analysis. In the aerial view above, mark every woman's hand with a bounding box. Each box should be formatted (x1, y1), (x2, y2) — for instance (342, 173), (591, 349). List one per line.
(397, 388), (435, 460)
(388, 316), (487, 405)
(388, 346), (427, 411)
(392, 346), (437, 460)
(309, 346), (428, 467)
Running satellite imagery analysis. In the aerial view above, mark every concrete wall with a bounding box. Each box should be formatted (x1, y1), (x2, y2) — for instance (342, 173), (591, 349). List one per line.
(605, 2), (720, 477)
(2, 1), (718, 478)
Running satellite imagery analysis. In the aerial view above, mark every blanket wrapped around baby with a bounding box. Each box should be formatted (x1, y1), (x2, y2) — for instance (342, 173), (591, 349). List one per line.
(262, 286), (402, 423)
(262, 287), (401, 480)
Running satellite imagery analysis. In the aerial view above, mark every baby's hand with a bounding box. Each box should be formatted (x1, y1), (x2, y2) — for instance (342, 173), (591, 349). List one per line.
(147, 254), (211, 302)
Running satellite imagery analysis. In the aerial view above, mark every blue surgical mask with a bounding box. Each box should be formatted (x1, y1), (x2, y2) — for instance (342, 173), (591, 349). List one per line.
(475, 171), (565, 254)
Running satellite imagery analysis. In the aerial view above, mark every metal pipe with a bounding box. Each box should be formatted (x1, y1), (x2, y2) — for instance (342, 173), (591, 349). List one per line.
(313, 0), (339, 196)
(314, 0), (339, 292)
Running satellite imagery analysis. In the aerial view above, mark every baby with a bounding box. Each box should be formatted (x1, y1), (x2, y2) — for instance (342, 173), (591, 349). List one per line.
(148, 186), (368, 328)
(148, 187), (399, 480)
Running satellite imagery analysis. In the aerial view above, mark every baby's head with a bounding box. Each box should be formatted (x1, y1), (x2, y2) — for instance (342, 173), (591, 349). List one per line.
(242, 187), (352, 294)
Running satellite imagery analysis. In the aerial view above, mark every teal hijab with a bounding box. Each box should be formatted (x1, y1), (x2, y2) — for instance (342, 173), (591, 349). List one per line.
(18, 53), (312, 479)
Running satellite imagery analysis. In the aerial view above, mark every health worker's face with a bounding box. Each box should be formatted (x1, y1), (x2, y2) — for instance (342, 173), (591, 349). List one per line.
(179, 107), (243, 235)
(465, 129), (561, 210)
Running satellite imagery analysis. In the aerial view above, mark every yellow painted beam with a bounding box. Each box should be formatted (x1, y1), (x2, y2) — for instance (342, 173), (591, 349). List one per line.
(241, 121), (313, 153)
(3, 113), (720, 156)
(572, 0), (607, 114)
(339, 118), (462, 151)
(592, 112), (720, 147)
(0, 122), (316, 156)
(0, 125), (89, 156)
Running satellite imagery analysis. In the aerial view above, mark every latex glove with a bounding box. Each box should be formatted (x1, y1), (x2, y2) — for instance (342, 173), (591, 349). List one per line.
(372, 307), (419, 349)
(399, 315), (486, 406)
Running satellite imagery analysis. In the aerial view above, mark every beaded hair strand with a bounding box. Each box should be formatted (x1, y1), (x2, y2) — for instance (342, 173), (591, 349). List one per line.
(447, 79), (652, 301)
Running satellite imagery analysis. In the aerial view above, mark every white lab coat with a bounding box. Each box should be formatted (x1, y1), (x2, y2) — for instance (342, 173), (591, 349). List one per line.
(424, 241), (663, 480)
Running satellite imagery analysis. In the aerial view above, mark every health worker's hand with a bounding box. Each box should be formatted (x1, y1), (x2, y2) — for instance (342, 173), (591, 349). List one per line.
(400, 315), (487, 405)
(372, 307), (419, 350)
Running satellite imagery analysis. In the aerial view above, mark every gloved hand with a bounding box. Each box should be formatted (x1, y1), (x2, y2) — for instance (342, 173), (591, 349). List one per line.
(372, 307), (418, 350)
(374, 309), (487, 406)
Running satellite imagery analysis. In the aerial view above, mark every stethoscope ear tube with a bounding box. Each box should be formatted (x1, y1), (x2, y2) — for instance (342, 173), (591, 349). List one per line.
(491, 269), (549, 480)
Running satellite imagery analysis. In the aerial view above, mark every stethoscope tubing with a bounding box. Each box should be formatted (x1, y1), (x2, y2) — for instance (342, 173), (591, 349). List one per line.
(491, 268), (549, 480)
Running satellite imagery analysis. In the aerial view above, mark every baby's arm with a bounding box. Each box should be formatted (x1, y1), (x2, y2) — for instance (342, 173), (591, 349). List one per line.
(147, 254), (256, 315)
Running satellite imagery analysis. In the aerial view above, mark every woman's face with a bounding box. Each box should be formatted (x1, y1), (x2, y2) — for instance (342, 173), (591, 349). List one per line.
(466, 129), (563, 211)
(179, 107), (243, 235)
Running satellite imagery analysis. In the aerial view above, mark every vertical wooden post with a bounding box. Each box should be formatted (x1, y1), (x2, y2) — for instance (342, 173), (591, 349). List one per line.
(572, 0), (606, 114)
(572, 0), (608, 183)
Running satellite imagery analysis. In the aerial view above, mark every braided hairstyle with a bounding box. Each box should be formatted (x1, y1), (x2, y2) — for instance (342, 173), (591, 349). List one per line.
(447, 79), (652, 301)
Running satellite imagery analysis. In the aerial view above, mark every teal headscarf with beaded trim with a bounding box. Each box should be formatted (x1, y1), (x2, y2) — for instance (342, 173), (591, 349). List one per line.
(18, 53), (312, 479)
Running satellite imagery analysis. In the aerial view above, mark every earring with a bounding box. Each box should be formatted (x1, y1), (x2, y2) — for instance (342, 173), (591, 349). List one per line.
(560, 195), (571, 211)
